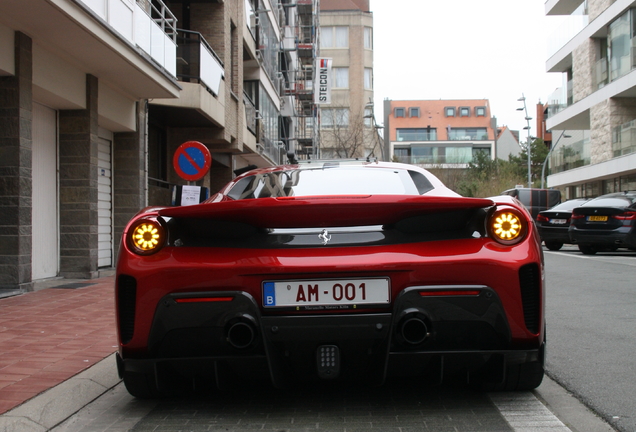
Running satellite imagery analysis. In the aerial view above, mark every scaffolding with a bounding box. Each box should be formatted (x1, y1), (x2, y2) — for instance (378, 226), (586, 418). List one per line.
(279, 0), (320, 160)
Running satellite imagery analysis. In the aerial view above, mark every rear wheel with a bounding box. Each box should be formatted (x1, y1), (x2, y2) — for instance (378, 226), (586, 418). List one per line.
(544, 242), (563, 251)
(578, 244), (597, 255)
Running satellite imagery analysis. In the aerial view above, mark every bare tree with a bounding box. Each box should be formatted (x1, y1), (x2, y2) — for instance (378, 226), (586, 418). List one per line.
(319, 108), (378, 159)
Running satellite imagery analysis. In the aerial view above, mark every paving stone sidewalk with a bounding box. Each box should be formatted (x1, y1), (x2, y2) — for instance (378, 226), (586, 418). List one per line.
(0, 275), (118, 415)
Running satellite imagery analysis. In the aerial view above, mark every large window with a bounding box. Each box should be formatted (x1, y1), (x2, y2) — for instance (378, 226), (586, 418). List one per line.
(322, 108), (349, 128)
(258, 12), (280, 82)
(259, 84), (280, 145)
(609, 11), (632, 81)
(448, 128), (489, 140)
(321, 26), (348, 48)
(333, 67), (349, 88)
(364, 27), (372, 49)
(397, 128), (436, 141)
(364, 68), (372, 89)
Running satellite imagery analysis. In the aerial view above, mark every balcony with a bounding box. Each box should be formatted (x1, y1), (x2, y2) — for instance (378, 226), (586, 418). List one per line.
(176, 30), (224, 96)
(84, 0), (177, 76)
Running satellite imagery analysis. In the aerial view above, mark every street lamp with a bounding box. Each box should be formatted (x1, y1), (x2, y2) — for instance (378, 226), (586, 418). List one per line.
(540, 131), (571, 189)
(517, 95), (533, 188)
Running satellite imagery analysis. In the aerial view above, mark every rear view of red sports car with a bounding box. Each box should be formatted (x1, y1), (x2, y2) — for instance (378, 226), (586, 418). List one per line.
(115, 160), (545, 397)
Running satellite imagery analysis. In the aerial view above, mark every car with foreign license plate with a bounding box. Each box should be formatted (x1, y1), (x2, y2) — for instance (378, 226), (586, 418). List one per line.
(569, 191), (636, 254)
(115, 159), (546, 397)
(536, 198), (589, 250)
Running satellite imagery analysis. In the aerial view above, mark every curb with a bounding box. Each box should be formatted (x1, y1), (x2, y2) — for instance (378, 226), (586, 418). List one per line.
(0, 354), (120, 432)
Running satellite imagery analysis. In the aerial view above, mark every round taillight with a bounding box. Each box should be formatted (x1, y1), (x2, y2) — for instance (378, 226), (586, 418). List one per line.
(488, 208), (527, 245)
(128, 219), (166, 255)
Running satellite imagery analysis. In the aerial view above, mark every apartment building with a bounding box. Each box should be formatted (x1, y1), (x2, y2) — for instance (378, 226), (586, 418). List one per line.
(0, 0), (317, 295)
(545, 0), (636, 199)
(383, 99), (498, 167)
(318, 0), (378, 159)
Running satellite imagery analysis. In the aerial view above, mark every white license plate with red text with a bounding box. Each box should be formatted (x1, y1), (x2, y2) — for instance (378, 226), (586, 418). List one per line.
(263, 278), (390, 308)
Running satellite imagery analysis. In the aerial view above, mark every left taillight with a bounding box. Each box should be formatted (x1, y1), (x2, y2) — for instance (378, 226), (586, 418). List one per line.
(487, 207), (528, 246)
(127, 218), (166, 255)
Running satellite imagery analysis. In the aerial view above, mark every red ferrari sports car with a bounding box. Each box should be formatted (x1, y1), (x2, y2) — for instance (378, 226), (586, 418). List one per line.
(115, 160), (545, 397)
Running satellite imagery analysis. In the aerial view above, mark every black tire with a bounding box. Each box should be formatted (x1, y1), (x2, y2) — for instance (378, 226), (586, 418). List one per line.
(578, 244), (597, 255)
(544, 242), (563, 251)
(123, 371), (162, 399)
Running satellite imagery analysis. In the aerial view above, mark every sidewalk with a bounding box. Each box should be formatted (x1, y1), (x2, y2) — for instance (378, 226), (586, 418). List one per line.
(0, 274), (118, 415)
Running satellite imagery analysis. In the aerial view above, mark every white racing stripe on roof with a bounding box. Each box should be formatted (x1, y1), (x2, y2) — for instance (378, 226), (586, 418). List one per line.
(489, 392), (572, 431)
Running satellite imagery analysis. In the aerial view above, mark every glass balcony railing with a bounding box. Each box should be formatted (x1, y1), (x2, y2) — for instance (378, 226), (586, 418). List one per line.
(549, 136), (591, 174)
(176, 30), (225, 96)
(546, 10), (588, 59)
(546, 80), (572, 117)
(612, 119), (636, 157)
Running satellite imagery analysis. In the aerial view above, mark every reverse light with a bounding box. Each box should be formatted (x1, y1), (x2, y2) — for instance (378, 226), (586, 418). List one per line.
(128, 219), (165, 255)
(488, 208), (527, 245)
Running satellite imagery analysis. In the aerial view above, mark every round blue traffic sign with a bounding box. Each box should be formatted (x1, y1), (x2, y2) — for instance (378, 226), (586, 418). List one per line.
(173, 141), (212, 181)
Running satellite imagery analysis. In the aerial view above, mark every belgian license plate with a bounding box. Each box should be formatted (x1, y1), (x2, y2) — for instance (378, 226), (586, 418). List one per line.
(550, 219), (567, 224)
(263, 278), (390, 308)
(588, 215), (608, 222)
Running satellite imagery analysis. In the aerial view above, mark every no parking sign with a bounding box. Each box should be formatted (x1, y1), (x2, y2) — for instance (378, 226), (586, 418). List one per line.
(173, 141), (212, 181)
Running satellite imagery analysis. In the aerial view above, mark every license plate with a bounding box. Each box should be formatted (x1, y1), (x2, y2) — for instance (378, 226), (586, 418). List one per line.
(549, 219), (567, 225)
(263, 278), (390, 308)
(587, 215), (608, 222)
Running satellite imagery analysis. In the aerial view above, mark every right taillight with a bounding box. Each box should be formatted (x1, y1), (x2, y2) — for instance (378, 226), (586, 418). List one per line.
(613, 211), (636, 220)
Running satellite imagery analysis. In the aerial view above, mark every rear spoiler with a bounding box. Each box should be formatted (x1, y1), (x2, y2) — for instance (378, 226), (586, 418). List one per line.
(158, 195), (495, 229)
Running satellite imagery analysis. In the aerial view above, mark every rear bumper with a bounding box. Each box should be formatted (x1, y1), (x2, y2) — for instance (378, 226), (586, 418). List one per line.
(537, 226), (570, 243)
(118, 285), (542, 388)
(569, 227), (636, 247)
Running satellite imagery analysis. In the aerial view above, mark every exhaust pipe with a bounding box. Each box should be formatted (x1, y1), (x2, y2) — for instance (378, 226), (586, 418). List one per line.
(397, 309), (430, 346)
(226, 315), (257, 349)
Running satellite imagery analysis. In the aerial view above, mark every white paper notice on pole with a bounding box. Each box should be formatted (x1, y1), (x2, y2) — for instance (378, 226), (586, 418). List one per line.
(181, 185), (201, 206)
(314, 58), (332, 104)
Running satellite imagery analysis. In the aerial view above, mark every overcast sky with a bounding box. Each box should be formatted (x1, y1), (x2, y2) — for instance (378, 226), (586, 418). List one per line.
(370, 0), (565, 139)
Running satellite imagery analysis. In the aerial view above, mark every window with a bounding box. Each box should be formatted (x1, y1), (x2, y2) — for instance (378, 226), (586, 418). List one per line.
(394, 107), (405, 118)
(322, 108), (349, 127)
(364, 108), (372, 127)
(321, 26), (349, 48)
(459, 107), (470, 117)
(396, 128), (436, 141)
(333, 68), (349, 88)
(364, 27), (372, 49)
(409, 107), (420, 118)
(475, 106), (486, 117)
(448, 128), (489, 141)
(445, 107), (456, 117)
(364, 68), (373, 89)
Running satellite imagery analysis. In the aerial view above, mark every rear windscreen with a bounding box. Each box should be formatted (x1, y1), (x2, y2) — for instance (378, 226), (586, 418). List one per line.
(227, 167), (434, 200)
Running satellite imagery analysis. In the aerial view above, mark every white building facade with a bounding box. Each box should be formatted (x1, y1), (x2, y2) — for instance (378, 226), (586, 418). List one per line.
(545, 0), (636, 199)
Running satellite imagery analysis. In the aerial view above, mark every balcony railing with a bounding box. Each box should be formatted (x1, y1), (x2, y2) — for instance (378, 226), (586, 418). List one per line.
(546, 80), (573, 117)
(176, 30), (224, 96)
(549, 137), (591, 174)
(80, 0), (177, 75)
(612, 119), (636, 157)
(546, 4), (588, 59)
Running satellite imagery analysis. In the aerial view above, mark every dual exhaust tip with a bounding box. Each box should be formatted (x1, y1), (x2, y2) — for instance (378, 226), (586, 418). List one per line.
(225, 310), (431, 349)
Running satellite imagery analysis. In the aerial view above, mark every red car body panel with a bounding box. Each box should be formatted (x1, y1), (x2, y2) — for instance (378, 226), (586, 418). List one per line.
(115, 162), (545, 395)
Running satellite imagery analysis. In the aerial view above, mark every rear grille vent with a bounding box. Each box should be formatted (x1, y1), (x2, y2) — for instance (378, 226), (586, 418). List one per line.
(518, 264), (541, 334)
(117, 275), (137, 344)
